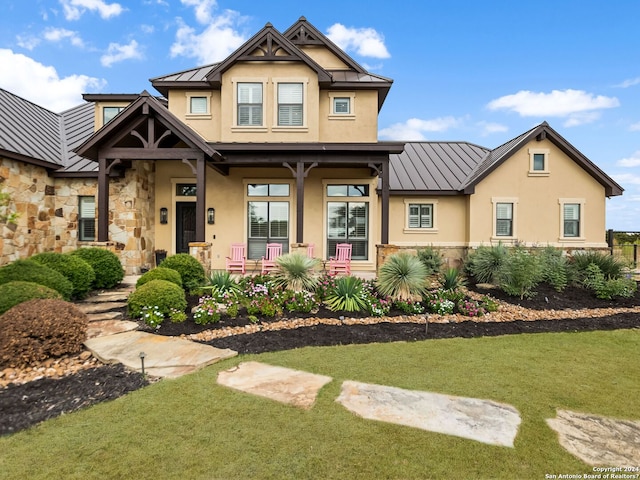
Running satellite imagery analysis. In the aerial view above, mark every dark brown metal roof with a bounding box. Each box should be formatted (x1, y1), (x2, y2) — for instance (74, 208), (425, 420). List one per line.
(57, 102), (98, 175)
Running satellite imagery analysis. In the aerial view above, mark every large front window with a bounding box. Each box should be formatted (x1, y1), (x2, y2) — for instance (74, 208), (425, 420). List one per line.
(278, 83), (303, 126)
(247, 183), (290, 259)
(326, 184), (369, 260)
(238, 83), (262, 126)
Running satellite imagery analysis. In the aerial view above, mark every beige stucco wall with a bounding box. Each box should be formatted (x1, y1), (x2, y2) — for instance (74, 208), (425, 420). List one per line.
(167, 89), (221, 141)
(468, 138), (608, 247)
(298, 45), (350, 70)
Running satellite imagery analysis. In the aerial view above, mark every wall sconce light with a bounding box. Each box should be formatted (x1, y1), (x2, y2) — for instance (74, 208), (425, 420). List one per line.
(160, 207), (168, 224)
(207, 207), (215, 225)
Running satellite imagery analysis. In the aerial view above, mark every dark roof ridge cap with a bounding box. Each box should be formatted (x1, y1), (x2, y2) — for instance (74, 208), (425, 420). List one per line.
(0, 87), (62, 116)
(404, 140), (490, 150)
(149, 62), (219, 82)
(488, 122), (542, 153)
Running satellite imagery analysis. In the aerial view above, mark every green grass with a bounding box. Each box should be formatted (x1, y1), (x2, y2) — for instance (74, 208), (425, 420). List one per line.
(1, 330), (639, 479)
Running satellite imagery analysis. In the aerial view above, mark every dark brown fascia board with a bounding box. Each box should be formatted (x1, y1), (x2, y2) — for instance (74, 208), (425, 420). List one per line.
(82, 93), (140, 102)
(283, 17), (366, 74)
(50, 170), (98, 178)
(151, 81), (210, 98)
(463, 123), (624, 197)
(205, 23), (332, 87)
(0, 148), (62, 171)
(210, 142), (405, 154)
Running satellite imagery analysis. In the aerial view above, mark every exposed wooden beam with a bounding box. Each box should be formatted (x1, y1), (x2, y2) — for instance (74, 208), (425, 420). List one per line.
(196, 155), (206, 242)
(97, 157), (109, 242)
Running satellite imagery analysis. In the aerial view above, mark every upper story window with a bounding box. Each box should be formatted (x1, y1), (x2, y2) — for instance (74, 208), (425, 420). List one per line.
(103, 106), (125, 124)
(238, 83), (263, 126)
(190, 96), (208, 114)
(278, 83), (303, 126)
(333, 97), (350, 114)
(528, 148), (550, 176)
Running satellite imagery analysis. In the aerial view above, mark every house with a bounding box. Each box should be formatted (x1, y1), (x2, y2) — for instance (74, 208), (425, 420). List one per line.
(0, 17), (623, 274)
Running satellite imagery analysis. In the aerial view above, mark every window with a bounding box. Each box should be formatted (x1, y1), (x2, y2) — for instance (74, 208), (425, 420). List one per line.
(408, 204), (433, 229)
(103, 106), (124, 124)
(247, 183), (290, 259)
(238, 83), (262, 126)
(278, 83), (303, 126)
(533, 153), (545, 171)
(326, 184), (370, 260)
(528, 148), (550, 176)
(79, 196), (96, 241)
(563, 204), (580, 238)
(496, 203), (513, 236)
(333, 97), (350, 114)
(189, 96), (208, 114)
(176, 184), (197, 196)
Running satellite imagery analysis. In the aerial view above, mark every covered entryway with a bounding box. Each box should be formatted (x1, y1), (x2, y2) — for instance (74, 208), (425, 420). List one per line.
(176, 202), (196, 253)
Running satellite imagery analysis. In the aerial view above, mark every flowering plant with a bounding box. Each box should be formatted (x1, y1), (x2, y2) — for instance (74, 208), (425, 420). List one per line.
(361, 280), (391, 317)
(394, 299), (425, 315)
(141, 305), (164, 328)
(283, 290), (317, 313)
(457, 299), (485, 317)
(193, 296), (221, 325)
(168, 307), (187, 323)
(427, 298), (455, 315)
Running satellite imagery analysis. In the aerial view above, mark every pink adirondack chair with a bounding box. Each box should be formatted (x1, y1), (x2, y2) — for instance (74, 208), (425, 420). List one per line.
(329, 243), (352, 276)
(226, 243), (246, 274)
(306, 243), (315, 258)
(261, 243), (282, 274)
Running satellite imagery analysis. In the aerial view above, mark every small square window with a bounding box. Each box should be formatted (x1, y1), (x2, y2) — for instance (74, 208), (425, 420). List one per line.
(103, 106), (124, 124)
(333, 97), (350, 114)
(408, 204), (433, 228)
(533, 153), (545, 171)
(189, 96), (208, 114)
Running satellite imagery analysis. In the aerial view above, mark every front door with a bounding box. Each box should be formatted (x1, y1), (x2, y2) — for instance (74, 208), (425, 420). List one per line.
(176, 202), (196, 253)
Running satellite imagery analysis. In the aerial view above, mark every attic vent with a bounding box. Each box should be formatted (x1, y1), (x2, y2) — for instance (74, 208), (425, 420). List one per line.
(536, 131), (547, 141)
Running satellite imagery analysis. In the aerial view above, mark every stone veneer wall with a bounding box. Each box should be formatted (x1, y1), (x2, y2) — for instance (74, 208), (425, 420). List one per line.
(107, 160), (155, 274)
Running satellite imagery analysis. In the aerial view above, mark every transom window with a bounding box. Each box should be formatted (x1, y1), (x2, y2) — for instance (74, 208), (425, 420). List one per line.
(496, 203), (513, 236)
(78, 196), (96, 241)
(238, 83), (263, 126)
(176, 184), (197, 196)
(189, 96), (208, 114)
(103, 106), (124, 124)
(408, 204), (433, 229)
(327, 185), (369, 197)
(563, 204), (580, 238)
(278, 83), (303, 126)
(247, 184), (290, 197)
(333, 97), (350, 114)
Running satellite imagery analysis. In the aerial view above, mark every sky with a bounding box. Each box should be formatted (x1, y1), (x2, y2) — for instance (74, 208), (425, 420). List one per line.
(1, 0), (639, 231)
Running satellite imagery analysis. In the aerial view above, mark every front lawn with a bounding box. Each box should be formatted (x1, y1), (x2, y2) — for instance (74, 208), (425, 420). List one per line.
(1, 329), (638, 479)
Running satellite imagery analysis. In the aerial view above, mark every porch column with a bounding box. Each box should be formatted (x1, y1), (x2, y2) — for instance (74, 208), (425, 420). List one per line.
(381, 160), (390, 245)
(195, 154), (206, 242)
(296, 161), (304, 243)
(97, 156), (109, 242)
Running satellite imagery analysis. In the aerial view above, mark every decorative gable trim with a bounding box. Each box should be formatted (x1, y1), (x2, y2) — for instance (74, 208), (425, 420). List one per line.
(205, 23), (332, 87)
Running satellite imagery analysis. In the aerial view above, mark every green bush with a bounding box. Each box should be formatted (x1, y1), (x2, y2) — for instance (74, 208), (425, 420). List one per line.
(31, 252), (95, 299)
(440, 267), (465, 291)
(539, 246), (568, 292)
(570, 251), (625, 283)
(0, 259), (73, 300)
(136, 267), (183, 289)
(416, 247), (443, 276)
(581, 263), (637, 300)
(377, 252), (427, 301)
(325, 276), (367, 312)
(498, 247), (543, 299)
(70, 248), (124, 289)
(127, 279), (187, 319)
(0, 299), (88, 368)
(0, 281), (63, 315)
(273, 253), (320, 292)
(465, 244), (508, 285)
(160, 253), (205, 291)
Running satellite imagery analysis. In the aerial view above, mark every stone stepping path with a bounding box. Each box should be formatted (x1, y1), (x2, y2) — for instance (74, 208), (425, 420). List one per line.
(86, 319), (139, 339)
(217, 361), (332, 409)
(337, 381), (521, 447)
(78, 301), (127, 315)
(547, 409), (640, 466)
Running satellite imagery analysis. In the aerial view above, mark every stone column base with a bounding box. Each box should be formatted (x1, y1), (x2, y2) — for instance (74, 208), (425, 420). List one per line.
(189, 242), (212, 277)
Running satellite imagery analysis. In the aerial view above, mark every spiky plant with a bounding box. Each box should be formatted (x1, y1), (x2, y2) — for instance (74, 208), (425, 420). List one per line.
(440, 267), (465, 291)
(202, 270), (241, 300)
(325, 276), (368, 312)
(377, 252), (428, 301)
(465, 243), (508, 285)
(416, 246), (443, 276)
(272, 253), (320, 292)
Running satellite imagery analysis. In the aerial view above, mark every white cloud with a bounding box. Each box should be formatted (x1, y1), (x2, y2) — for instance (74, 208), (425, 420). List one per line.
(60, 0), (124, 20)
(629, 122), (640, 131)
(170, 13), (245, 64)
(477, 121), (508, 136)
(487, 89), (619, 127)
(379, 117), (462, 141)
(100, 40), (143, 67)
(612, 172), (640, 186)
(0, 49), (105, 111)
(616, 151), (640, 168)
(141, 24), (155, 34)
(180, 0), (217, 24)
(16, 35), (40, 51)
(615, 77), (640, 88)
(326, 23), (390, 59)
(43, 27), (84, 47)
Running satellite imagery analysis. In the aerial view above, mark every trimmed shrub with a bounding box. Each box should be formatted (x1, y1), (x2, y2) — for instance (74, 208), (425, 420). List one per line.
(377, 252), (427, 301)
(417, 247), (443, 276)
(570, 251), (625, 283)
(136, 267), (183, 289)
(0, 299), (88, 368)
(70, 247), (124, 289)
(0, 259), (73, 300)
(273, 253), (320, 292)
(465, 244), (508, 285)
(127, 279), (187, 319)
(498, 247), (543, 299)
(0, 281), (63, 315)
(31, 252), (95, 299)
(160, 253), (205, 292)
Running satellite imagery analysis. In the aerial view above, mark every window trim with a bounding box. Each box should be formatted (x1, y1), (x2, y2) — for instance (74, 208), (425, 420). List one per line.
(559, 198), (585, 241)
(102, 106), (125, 126)
(528, 148), (550, 176)
(272, 78), (308, 132)
(403, 199), (438, 233)
(491, 197), (518, 241)
(78, 196), (96, 242)
(185, 92), (212, 119)
(328, 91), (356, 120)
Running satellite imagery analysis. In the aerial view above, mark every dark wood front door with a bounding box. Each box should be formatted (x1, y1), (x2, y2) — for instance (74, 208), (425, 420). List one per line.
(176, 202), (196, 253)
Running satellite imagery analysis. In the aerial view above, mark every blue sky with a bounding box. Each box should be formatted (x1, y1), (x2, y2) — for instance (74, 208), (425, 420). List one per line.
(1, 0), (639, 230)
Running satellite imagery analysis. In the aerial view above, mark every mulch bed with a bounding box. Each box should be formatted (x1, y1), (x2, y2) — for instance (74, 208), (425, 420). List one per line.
(1, 282), (639, 436)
